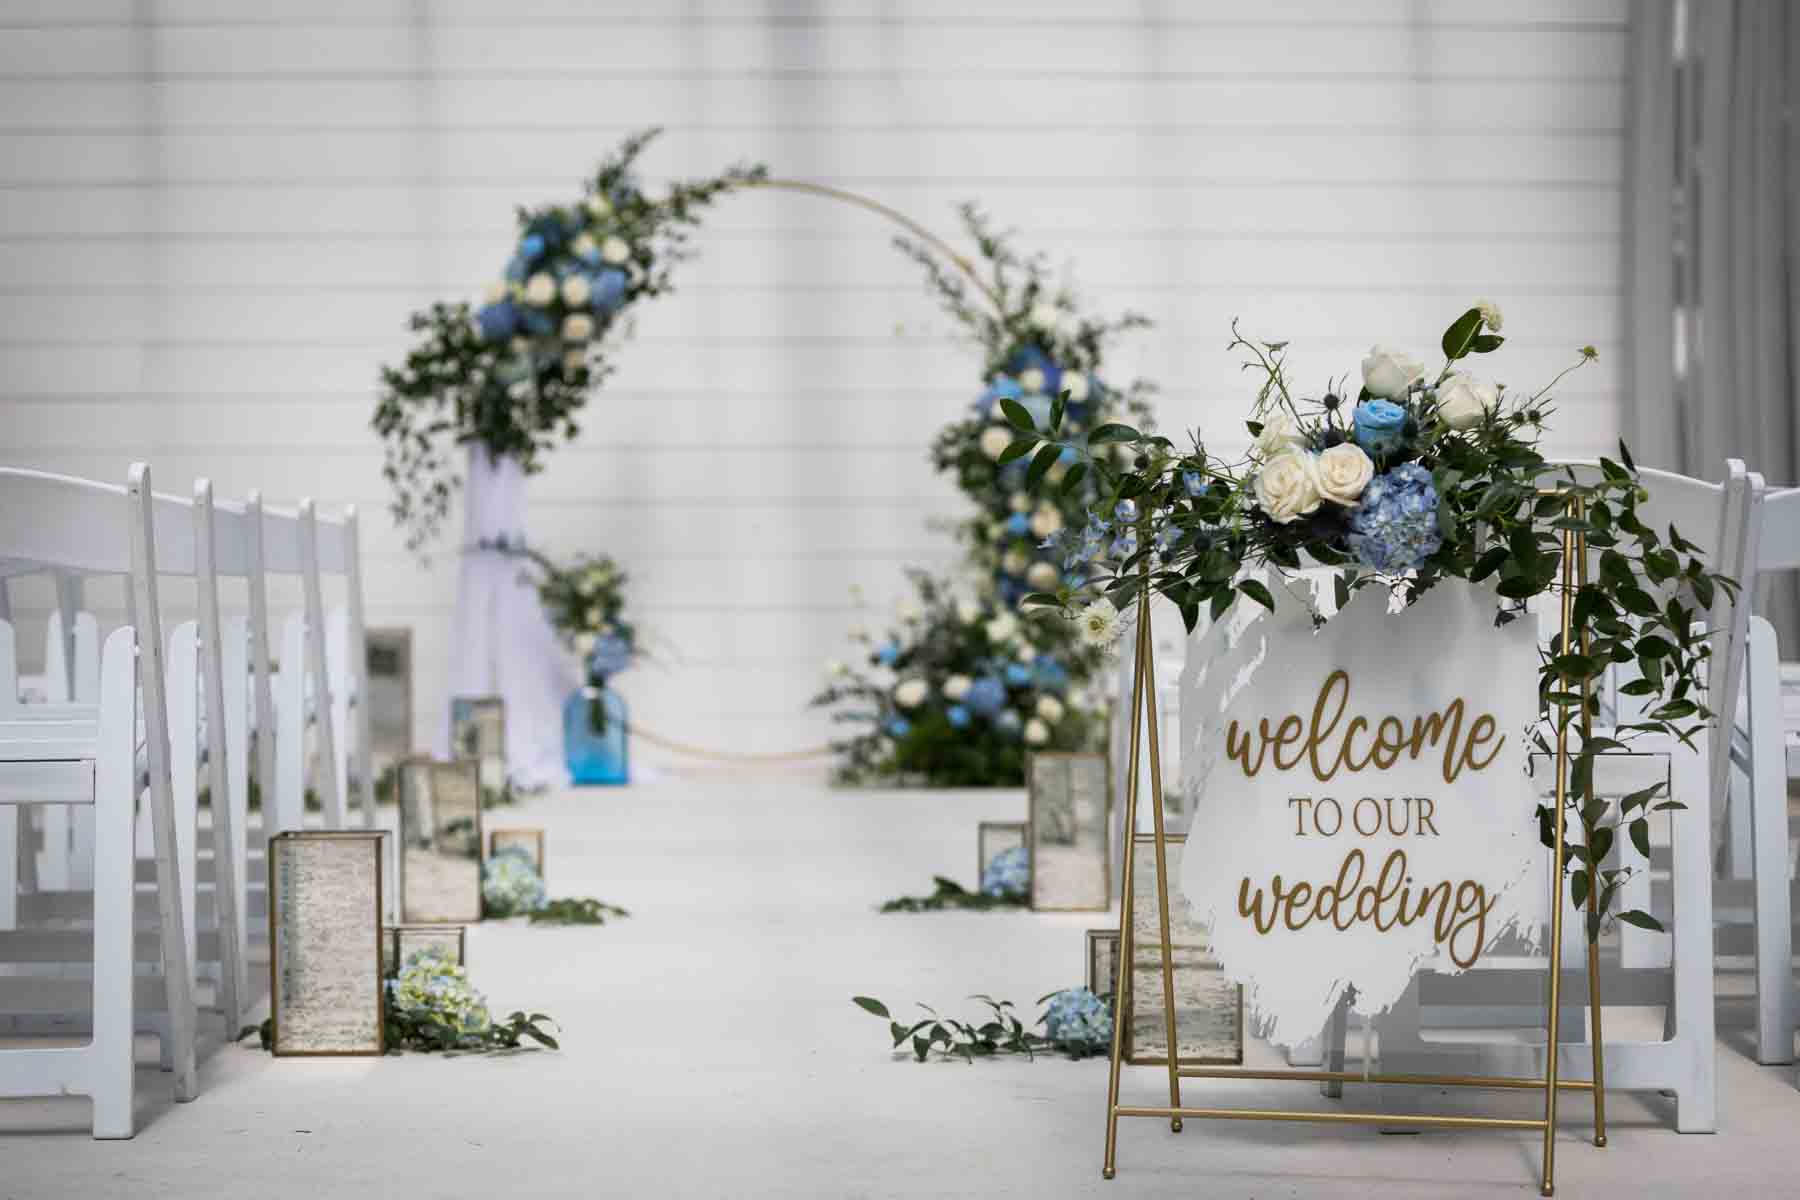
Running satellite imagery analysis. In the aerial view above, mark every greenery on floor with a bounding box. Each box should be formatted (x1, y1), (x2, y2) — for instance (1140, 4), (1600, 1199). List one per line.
(878, 876), (1027, 913)
(852, 989), (1112, 1061)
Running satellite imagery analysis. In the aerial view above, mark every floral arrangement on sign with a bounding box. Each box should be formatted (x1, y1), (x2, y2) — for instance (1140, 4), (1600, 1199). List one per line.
(1016, 303), (1733, 938)
(373, 129), (767, 551)
(852, 990), (1112, 1061)
(811, 571), (1101, 787)
(525, 549), (638, 732)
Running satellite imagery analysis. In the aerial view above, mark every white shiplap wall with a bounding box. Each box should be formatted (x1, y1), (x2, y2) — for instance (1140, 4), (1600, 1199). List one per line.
(0, 0), (1629, 760)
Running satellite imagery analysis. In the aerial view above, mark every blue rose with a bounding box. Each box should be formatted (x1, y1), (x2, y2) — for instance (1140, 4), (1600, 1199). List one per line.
(519, 232), (547, 264)
(946, 705), (971, 729)
(1005, 513), (1030, 537)
(475, 301), (518, 343)
(1353, 399), (1408, 456)
(874, 642), (899, 666)
(591, 268), (628, 314)
(966, 677), (1007, 717)
(1004, 662), (1033, 687)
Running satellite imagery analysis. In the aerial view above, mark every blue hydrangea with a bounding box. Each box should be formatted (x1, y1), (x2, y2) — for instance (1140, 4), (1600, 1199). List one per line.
(946, 704), (971, 729)
(1003, 662), (1034, 687)
(1347, 463), (1442, 572)
(591, 268), (628, 313)
(1043, 987), (1113, 1049)
(980, 845), (1031, 898)
(482, 850), (546, 918)
(586, 633), (633, 679)
(475, 301), (519, 342)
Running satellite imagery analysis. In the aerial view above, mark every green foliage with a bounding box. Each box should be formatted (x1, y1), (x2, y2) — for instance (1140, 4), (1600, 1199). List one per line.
(529, 897), (631, 925)
(850, 992), (1109, 1061)
(878, 876), (1028, 913)
(1031, 307), (1734, 943)
(372, 128), (766, 553)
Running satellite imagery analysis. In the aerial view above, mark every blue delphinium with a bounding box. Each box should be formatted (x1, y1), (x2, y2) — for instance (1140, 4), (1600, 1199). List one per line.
(1353, 399), (1408, 456)
(1182, 470), (1208, 498)
(1347, 462), (1442, 572)
(980, 845), (1031, 899)
(1114, 499), (1139, 524)
(1043, 987), (1113, 1051)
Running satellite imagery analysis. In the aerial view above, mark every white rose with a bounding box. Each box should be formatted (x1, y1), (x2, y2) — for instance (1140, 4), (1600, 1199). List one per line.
(585, 194), (613, 219)
(1019, 367), (1046, 394)
(562, 314), (594, 342)
(1014, 644), (1035, 663)
(1026, 561), (1059, 591)
(574, 632), (597, 655)
(943, 674), (972, 701)
(524, 273), (556, 307)
(1036, 695), (1065, 722)
(1315, 443), (1374, 506)
(1029, 506), (1063, 539)
(985, 612), (1019, 644)
(1254, 450), (1323, 524)
(1029, 301), (1060, 329)
(1024, 717), (1051, 746)
(572, 232), (598, 261)
(1475, 298), (1503, 332)
(1361, 345), (1426, 400)
(483, 281), (508, 304)
(893, 678), (929, 708)
(1435, 371), (1499, 430)
(509, 336), (530, 355)
(1062, 372), (1090, 402)
(979, 425), (1014, 460)
(600, 235), (631, 265)
(1001, 547), (1030, 576)
(1008, 491), (1031, 514)
(1253, 410), (1306, 460)
(561, 274), (592, 306)
(955, 600), (981, 625)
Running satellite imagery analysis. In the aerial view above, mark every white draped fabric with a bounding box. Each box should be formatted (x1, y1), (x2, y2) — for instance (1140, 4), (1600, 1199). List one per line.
(437, 448), (574, 790)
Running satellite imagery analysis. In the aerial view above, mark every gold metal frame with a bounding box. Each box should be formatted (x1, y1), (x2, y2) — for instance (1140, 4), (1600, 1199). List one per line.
(396, 756), (485, 925)
(1086, 928), (1120, 998)
(267, 829), (387, 1058)
(1025, 750), (1113, 912)
(1101, 493), (1604, 1197)
(383, 923), (469, 976)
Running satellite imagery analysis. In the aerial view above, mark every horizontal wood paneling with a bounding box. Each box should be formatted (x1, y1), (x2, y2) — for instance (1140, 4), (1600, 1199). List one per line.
(0, 0), (1629, 759)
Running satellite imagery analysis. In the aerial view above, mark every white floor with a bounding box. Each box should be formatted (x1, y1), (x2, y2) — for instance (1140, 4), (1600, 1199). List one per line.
(6, 773), (1800, 1198)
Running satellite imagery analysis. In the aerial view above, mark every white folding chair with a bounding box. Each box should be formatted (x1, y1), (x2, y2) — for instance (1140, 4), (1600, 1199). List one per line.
(0, 464), (199, 1119)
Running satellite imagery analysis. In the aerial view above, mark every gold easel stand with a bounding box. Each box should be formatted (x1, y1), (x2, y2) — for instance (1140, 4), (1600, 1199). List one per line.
(1100, 507), (1607, 1196)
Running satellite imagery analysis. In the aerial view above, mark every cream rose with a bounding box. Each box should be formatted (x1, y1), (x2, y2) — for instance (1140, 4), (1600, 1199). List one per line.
(561, 274), (592, 306)
(524, 273), (556, 307)
(1026, 561), (1059, 591)
(893, 678), (929, 708)
(1435, 371), (1499, 430)
(942, 674), (972, 701)
(600, 235), (631, 265)
(979, 426), (1014, 460)
(561, 314), (594, 342)
(1361, 345), (1425, 400)
(1029, 505), (1063, 539)
(585, 194), (613, 219)
(1001, 547), (1030, 576)
(985, 612), (1019, 644)
(1315, 443), (1374, 506)
(1036, 695), (1065, 722)
(955, 600), (981, 625)
(1023, 717), (1051, 746)
(1028, 301), (1060, 329)
(1253, 410), (1305, 460)
(1254, 450), (1323, 524)
(1062, 372), (1090, 402)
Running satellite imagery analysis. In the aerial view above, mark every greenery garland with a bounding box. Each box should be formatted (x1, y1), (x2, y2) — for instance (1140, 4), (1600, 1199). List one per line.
(1015, 304), (1733, 938)
(372, 128), (766, 552)
(852, 991), (1112, 1061)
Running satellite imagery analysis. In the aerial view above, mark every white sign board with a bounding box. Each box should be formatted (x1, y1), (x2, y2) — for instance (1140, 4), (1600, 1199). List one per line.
(1180, 580), (1543, 1042)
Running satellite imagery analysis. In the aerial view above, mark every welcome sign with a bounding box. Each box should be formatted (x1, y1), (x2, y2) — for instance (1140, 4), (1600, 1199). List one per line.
(1180, 581), (1543, 1042)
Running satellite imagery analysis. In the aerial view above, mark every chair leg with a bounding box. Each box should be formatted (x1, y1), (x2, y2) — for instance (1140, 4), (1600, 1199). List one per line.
(1746, 618), (1794, 1064)
(91, 628), (137, 1138)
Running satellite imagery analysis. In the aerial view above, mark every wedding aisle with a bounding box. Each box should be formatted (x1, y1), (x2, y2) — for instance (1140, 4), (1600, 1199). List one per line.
(4, 774), (1798, 1199)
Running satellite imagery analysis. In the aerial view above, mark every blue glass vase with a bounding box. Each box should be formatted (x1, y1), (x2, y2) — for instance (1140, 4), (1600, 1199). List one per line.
(564, 679), (628, 785)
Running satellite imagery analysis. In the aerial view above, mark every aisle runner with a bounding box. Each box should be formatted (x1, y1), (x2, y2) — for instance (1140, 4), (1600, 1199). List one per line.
(1181, 582), (1542, 1042)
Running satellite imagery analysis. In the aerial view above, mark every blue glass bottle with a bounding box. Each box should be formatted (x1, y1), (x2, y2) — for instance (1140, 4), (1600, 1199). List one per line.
(564, 678), (628, 785)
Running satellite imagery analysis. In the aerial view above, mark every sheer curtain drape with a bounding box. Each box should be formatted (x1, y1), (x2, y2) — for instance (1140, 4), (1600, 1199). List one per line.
(1625, 0), (1800, 639)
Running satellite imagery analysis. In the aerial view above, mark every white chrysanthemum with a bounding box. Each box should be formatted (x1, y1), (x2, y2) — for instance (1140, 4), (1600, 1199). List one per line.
(524, 273), (556, 307)
(893, 678), (930, 708)
(943, 674), (972, 701)
(1077, 600), (1123, 649)
(1026, 561), (1059, 591)
(1024, 717), (1051, 746)
(1475, 298), (1503, 331)
(561, 274), (592, 306)
(600, 235), (631, 265)
(985, 612), (1019, 644)
(1036, 695), (1065, 722)
(1030, 506), (1063, 539)
(1062, 372), (1090, 402)
(562, 314), (594, 342)
(1019, 367), (1046, 394)
(483, 280), (508, 304)
(979, 425), (1014, 460)
(1028, 301), (1060, 329)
